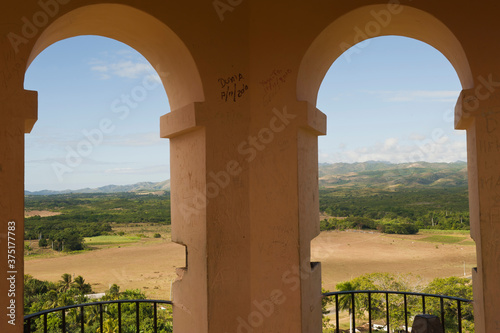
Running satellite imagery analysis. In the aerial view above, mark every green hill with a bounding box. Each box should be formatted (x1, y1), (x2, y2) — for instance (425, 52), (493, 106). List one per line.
(319, 161), (467, 190)
(25, 161), (467, 195)
(317, 162), (469, 231)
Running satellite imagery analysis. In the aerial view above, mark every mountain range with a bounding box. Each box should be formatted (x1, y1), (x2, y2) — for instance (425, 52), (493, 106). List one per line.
(25, 180), (170, 196)
(25, 161), (467, 195)
(318, 161), (467, 189)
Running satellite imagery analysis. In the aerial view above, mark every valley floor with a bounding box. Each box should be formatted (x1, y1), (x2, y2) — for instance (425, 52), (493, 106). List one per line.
(313, 230), (476, 292)
(25, 230), (476, 299)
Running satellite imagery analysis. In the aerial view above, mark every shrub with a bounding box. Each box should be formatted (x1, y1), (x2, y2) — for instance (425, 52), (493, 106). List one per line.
(382, 222), (419, 235)
(38, 238), (48, 248)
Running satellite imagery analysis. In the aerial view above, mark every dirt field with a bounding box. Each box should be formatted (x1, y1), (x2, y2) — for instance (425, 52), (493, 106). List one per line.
(25, 240), (186, 299)
(25, 210), (61, 217)
(312, 230), (476, 292)
(25, 230), (476, 299)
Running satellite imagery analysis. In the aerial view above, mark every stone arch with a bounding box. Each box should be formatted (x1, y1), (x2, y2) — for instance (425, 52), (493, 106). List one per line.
(25, 3), (204, 111)
(297, 4), (473, 106)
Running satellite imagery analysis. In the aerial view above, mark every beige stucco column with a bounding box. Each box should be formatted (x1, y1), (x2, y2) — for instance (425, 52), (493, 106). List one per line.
(160, 99), (325, 332)
(456, 87), (500, 333)
(0, 89), (37, 333)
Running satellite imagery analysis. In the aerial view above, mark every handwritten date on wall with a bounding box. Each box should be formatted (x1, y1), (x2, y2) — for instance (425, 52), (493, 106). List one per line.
(218, 73), (248, 102)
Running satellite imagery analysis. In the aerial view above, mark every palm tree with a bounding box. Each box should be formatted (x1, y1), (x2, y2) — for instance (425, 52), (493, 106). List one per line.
(108, 284), (120, 296)
(336, 281), (359, 333)
(73, 275), (92, 294)
(85, 304), (102, 328)
(58, 273), (72, 292)
(98, 318), (119, 333)
(57, 293), (74, 307)
(43, 290), (59, 310)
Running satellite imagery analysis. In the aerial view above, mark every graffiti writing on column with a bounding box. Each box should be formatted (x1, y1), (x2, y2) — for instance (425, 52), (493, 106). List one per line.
(485, 108), (500, 133)
(218, 73), (248, 102)
(260, 69), (292, 106)
(478, 138), (500, 154)
(479, 175), (500, 191)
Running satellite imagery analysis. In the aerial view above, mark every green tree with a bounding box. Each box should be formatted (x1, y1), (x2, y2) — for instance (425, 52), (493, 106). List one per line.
(321, 288), (335, 331)
(98, 318), (119, 333)
(43, 290), (60, 309)
(38, 238), (48, 248)
(423, 277), (474, 332)
(24, 243), (33, 256)
(107, 284), (120, 298)
(336, 273), (424, 331)
(335, 281), (360, 333)
(73, 275), (92, 295)
(58, 273), (73, 293)
(24, 274), (174, 333)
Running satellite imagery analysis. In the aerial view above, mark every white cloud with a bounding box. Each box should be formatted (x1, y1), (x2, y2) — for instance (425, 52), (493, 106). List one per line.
(384, 137), (398, 150)
(116, 49), (135, 56)
(319, 136), (467, 164)
(409, 133), (426, 141)
(110, 61), (152, 79)
(105, 132), (164, 147)
(104, 167), (134, 174)
(90, 60), (154, 79)
(367, 90), (460, 103)
(91, 65), (108, 72)
(89, 51), (160, 81)
(28, 131), (164, 150)
(104, 164), (169, 175)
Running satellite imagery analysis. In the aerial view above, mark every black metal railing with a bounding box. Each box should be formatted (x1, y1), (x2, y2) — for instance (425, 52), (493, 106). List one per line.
(24, 292), (473, 332)
(322, 290), (473, 333)
(24, 299), (172, 333)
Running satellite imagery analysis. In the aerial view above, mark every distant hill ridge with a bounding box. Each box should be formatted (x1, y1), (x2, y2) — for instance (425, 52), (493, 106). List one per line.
(318, 161), (467, 189)
(25, 161), (467, 195)
(25, 180), (170, 196)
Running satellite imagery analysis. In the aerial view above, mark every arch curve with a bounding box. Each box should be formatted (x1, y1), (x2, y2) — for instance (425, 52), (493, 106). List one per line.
(26, 3), (204, 111)
(297, 4), (473, 106)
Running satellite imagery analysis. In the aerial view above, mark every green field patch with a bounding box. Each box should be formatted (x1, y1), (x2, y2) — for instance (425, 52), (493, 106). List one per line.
(84, 235), (141, 246)
(419, 229), (470, 235)
(419, 235), (466, 244)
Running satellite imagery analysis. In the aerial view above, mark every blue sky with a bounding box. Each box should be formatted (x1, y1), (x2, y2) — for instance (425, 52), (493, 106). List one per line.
(24, 36), (465, 191)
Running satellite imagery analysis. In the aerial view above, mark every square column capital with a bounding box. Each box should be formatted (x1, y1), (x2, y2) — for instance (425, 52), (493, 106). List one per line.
(295, 101), (327, 136)
(455, 82), (500, 130)
(0, 89), (38, 133)
(160, 102), (206, 139)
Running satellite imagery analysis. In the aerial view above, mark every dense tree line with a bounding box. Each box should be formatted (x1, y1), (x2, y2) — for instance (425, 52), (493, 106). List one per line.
(320, 217), (419, 235)
(24, 186), (470, 246)
(25, 193), (171, 251)
(319, 187), (470, 232)
(24, 274), (173, 332)
(25, 192), (171, 224)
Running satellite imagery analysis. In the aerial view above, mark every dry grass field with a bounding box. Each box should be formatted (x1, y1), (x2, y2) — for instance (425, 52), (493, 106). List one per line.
(313, 230), (476, 292)
(25, 228), (476, 300)
(25, 239), (186, 300)
(25, 210), (62, 218)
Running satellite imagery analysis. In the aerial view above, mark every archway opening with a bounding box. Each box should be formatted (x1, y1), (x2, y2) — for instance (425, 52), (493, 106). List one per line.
(23, 35), (185, 330)
(311, 35), (475, 331)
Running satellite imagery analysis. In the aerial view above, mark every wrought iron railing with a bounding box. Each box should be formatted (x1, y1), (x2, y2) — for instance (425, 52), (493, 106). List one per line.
(24, 292), (472, 332)
(23, 299), (172, 333)
(322, 290), (473, 333)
